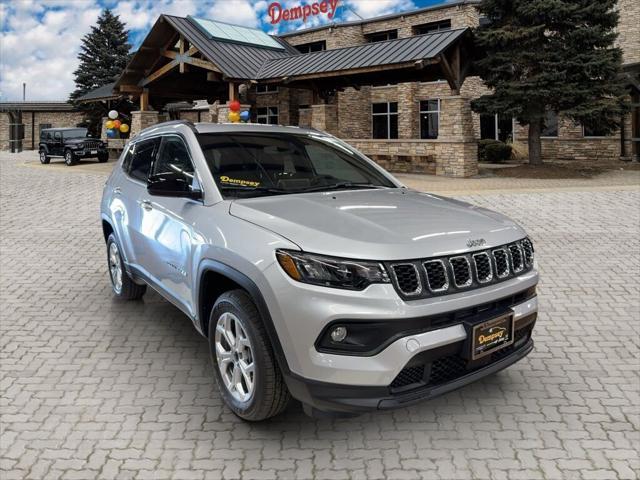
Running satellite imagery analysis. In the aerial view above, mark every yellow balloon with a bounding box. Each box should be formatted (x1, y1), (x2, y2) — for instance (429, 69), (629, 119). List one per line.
(119, 124), (129, 133)
(228, 111), (240, 123)
(105, 120), (114, 129)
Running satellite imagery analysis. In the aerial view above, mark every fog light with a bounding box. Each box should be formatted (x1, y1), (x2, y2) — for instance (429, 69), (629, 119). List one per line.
(330, 326), (347, 342)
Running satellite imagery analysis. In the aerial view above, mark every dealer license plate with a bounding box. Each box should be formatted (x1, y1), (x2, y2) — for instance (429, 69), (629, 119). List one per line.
(471, 312), (514, 360)
(91, 150), (98, 154)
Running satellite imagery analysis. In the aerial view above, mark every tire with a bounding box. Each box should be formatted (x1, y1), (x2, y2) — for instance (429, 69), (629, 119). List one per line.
(39, 149), (50, 164)
(98, 153), (109, 163)
(209, 289), (290, 421)
(64, 150), (77, 166)
(106, 233), (146, 300)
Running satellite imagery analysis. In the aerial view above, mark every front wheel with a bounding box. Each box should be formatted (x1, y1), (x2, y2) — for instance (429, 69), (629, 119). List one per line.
(64, 150), (77, 166)
(209, 290), (290, 421)
(106, 234), (146, 300)
(39, 150), (50, 164)
(98, 152), (109, 163)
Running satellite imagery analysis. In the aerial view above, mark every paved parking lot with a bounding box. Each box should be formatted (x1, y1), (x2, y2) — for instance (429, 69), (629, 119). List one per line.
(1, 152), (639, 480)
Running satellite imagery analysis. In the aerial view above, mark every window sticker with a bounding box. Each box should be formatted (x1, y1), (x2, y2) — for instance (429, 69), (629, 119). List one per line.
(219, 175), (260, 187)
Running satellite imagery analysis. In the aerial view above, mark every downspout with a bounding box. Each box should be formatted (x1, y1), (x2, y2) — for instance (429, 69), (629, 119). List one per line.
(620, 112), (626, 159)
(31, 111), (35, 150)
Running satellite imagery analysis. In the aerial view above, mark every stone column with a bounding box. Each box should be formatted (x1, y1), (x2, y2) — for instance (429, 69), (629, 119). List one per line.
(311, 104), (338, 135)
(130, 111), (159, 137)
(100, 117), (108, 141)
(436, 96), (478, 177)
(397, 82), (418, 139)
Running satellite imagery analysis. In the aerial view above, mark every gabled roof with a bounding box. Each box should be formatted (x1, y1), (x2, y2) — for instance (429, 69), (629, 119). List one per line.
(76, 82), (118, 102)
(257, 28), (467, 80)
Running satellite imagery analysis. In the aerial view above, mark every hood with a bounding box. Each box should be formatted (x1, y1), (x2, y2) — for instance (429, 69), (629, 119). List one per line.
(65, 138), (89, 145)
(229, 189), (526, 260)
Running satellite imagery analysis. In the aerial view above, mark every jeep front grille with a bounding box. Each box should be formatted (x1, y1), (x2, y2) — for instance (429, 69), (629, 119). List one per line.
(387, 239), (534, 300)
(83, 141), (102, 149)
(390, 263), (422, 296)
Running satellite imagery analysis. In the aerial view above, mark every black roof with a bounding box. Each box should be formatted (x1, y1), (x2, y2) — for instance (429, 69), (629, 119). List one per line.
(76, 82), (118, 102)
(41, 127), (87, 131)
(161, 15), (298, 79)
(0, 101), (76, 112)
(257, 28), (467, 79)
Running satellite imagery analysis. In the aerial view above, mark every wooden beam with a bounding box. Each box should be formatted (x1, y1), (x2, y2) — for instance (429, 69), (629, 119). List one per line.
(139, 59), (178, 87)
(228, 82), (238, 101)
(161, 49), (221, 73)
(179, 35), (185, 74)
(438, 54), (459, 94)
(140, 88), (149, 111)
(119, 84), (143, 94)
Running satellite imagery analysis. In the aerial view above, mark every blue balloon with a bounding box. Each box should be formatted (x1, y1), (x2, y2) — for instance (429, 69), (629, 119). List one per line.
(240, 110), (250, 122)
(106, 129), (117, 138)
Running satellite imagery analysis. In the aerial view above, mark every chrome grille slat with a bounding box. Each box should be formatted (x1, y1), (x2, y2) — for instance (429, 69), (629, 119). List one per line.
(423, 259), (449, 292)
(472, 252), (493, 283)
(521, 238), (534, 266)
(492, 248), (510, 278)
(508, 243), (524, 273)
(390, 263), (422, 296)
(449, 256), (472, 288)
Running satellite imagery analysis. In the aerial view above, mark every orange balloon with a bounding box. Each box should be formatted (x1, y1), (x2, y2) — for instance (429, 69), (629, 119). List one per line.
(113, 120), (121, 129)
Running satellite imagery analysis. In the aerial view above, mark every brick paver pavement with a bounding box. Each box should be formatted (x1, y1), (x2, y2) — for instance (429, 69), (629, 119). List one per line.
(1, 152), (639, 480)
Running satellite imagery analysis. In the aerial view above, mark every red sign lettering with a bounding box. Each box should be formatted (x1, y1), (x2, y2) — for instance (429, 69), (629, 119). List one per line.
(268, 0), (340, 25)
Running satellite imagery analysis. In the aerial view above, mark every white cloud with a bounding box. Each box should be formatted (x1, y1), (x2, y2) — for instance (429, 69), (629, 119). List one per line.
(205, 0), (262, 28)
(0, 1), (101, 101)
(343, 0), (416, 21)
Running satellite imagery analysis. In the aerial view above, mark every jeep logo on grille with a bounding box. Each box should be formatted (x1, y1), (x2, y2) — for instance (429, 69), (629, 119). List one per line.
(467, 238), (486, 248)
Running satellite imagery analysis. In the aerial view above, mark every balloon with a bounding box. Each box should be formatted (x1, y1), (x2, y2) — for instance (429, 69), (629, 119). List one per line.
(106, 129), (117, 138)
(119, 124), (129, 133)
(105, 120), (114, 129)
(108, 110), (118, 120)
(240, 110), (250, 122)
(228, 111), (240, 123)
(229, 100), (241, 112)
(113, 120), (121, 129)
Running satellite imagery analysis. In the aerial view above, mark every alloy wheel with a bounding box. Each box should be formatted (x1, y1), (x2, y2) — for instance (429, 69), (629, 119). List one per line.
(39, 151), (46, 163)
(108, 242), (123, 294)
(214, 312), (255, 403)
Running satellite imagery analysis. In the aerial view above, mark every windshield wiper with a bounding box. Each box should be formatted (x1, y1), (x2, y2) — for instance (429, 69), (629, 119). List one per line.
(218, 185), (291, 196)
(297, 182), (388, 193)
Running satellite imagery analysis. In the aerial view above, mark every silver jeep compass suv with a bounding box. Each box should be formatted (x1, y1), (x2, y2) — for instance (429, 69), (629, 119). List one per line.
(101, 121), (538, 421)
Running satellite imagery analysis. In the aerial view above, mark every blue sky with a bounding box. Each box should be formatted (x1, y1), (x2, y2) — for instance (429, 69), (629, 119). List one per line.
(0, 0), (447, 101)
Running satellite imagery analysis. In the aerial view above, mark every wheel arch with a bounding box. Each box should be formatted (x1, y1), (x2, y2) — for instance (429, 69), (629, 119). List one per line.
(197, 259), (291, 375)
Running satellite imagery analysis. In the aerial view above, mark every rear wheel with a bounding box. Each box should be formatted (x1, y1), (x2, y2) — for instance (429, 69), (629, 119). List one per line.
(107, 233), (146, 300)
(209, 290), (290, 421)
(39, 150), (50, 164)
(64, 150), (77, 166)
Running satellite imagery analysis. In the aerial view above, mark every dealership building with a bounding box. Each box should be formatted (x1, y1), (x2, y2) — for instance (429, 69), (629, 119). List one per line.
(1, 0), (638, 176)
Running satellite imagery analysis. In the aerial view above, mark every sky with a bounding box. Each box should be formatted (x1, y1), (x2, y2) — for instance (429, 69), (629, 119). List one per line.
(0, 0), (448, 101)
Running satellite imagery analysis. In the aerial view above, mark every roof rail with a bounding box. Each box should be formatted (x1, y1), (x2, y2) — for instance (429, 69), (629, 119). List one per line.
(154, 119), (198, 133)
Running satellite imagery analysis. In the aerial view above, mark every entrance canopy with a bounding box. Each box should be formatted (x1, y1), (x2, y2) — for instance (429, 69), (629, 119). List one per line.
(113, 14), (473, 109)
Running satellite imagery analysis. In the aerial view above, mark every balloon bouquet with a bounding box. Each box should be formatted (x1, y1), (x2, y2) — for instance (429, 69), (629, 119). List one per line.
(105, 110), (130, 139)
(227, 100), (250, 123)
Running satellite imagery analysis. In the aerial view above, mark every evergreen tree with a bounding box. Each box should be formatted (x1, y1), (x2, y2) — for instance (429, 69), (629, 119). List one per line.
(70, 9), (132, 135)
(471, 0), (627, 165)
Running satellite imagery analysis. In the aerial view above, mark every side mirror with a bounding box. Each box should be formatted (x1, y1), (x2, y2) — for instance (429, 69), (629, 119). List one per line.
(147, 173), (203, 200)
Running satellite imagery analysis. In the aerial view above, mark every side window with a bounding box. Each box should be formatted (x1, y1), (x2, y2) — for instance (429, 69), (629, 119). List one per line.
(128, 137), (159, 182)
(152, 136), (195, 180)
(121, 143), (135, 172)
(53, 131), (61, 141)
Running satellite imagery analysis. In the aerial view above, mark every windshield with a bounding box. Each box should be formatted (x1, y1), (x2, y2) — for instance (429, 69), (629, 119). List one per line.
(62, 128), (88, 139)
(197, 132), (396, 198)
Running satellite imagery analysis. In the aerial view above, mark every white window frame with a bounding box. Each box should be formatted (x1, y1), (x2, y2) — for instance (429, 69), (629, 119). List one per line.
(257, 106), (278, 125)
(419, 99), (440, 139)
(371, 102), (398, 139)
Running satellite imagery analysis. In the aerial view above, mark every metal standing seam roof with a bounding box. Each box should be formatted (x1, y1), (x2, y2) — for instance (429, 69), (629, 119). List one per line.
(162, 15), (299, 80)
(76, 82), (118, 102)
(256, 28), (467, 80)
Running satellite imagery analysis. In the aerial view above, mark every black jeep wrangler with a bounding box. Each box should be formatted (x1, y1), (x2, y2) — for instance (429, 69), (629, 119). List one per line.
(38, 128), (108, 166)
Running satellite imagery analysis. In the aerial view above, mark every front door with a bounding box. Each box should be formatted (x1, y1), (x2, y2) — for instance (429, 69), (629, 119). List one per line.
(51, 131), (63, 155)
(137, 135), (202, 316)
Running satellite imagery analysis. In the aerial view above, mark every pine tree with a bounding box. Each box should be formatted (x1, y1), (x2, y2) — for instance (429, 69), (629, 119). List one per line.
(69, 9), (132, 136)
(471, 0), (627, 165)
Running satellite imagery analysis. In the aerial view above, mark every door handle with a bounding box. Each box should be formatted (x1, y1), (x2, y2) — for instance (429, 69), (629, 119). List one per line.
(141, 200), (153, 211)
(113, 187), (122, 195)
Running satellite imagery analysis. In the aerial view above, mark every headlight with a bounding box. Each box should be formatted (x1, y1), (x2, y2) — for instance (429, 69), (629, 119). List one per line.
(276, 250), (390, 290)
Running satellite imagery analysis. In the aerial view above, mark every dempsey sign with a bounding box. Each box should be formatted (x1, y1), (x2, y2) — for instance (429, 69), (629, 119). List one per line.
(267, 0), (340, 25)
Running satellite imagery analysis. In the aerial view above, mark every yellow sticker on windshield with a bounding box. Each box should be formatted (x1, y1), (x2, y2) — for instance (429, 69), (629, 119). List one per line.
(219, 176), (260, 187)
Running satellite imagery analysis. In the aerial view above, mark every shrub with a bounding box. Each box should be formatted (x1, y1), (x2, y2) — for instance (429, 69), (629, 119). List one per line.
(478, 139), (512, 163)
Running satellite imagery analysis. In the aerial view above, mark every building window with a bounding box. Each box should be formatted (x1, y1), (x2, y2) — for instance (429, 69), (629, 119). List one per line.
(256, 84), (278, 94)
(419, 99), (440, 139)
(372, 102), (398, 139)
(365, 29), (398, 43)
(257, 106), (278, 124)
(541, 110), (558, 137)
(295, 41), (326, 53)
(583, 123), (609, 137)
(413, 19), (451, 35)
(481, 114), (513, 142)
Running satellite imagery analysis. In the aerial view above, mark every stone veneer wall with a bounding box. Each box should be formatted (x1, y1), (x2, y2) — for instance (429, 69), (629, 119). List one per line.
(0, 111), (85, 151)
(617, 0), (640, 66)
(130, 111), (159, 138)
